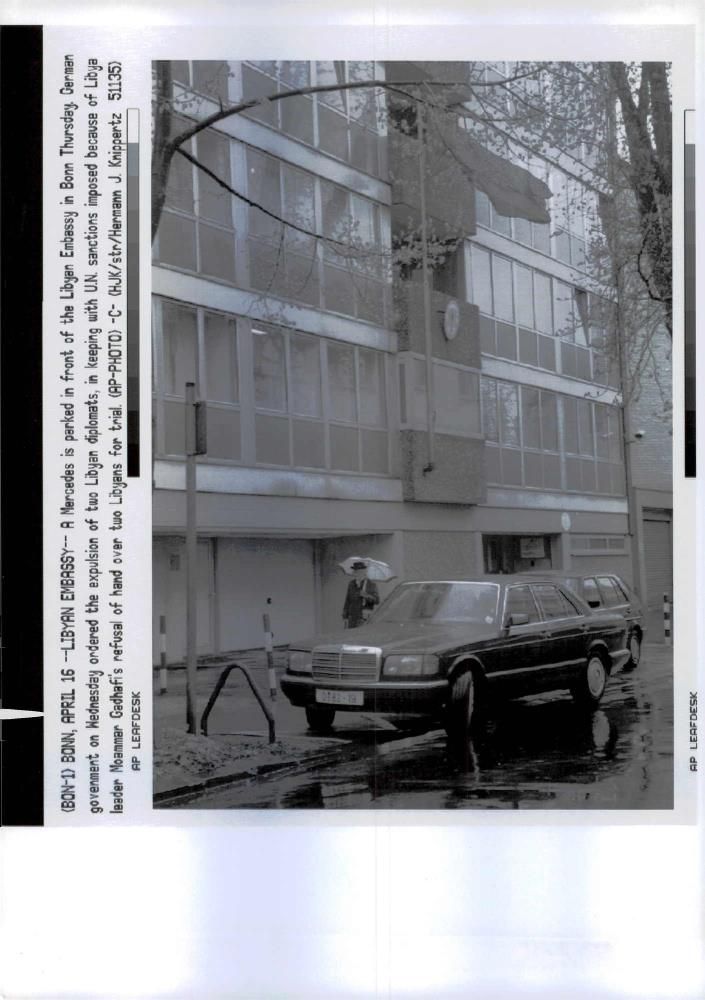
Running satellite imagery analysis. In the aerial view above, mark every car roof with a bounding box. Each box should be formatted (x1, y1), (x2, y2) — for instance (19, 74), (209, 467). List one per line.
(401, 575), (570, 586)
(521, 570), (623, 581)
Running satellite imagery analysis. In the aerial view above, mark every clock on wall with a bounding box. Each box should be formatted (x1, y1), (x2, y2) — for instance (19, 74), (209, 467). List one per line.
(442, 299), (461, 341)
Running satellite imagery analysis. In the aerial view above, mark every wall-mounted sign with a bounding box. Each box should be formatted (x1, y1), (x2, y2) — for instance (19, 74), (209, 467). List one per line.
(442, 299), (461, 340)
(561, 512), (572, 532)
(519, 536), (547, 559)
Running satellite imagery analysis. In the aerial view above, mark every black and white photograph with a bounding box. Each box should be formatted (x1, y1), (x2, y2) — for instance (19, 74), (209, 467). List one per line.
(151, 58), (674, 810)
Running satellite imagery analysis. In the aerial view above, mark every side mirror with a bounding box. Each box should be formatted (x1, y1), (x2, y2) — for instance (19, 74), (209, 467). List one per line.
(587, 600), (600, 609)
(505, 612), (530, 628)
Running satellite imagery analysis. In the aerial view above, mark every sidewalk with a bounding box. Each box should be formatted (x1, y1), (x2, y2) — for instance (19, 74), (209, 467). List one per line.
(153, 648), (365, 804)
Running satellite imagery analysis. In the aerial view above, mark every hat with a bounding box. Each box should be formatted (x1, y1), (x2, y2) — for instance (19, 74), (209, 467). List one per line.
(351, 560), (367, 570)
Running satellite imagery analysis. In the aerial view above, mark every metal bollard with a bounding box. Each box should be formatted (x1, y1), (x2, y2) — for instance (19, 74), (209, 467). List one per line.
(159, 614), (168, 694)
(263, 609), (277, 702)
(663, 593), (672, 645)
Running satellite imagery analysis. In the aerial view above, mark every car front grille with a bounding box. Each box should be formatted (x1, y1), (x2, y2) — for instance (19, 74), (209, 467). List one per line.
(312, 645), (381, 683)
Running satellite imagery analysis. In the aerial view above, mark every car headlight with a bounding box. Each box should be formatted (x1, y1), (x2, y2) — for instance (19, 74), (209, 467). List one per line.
(288, 650), (312, 674)
(383, 654), (439, 677)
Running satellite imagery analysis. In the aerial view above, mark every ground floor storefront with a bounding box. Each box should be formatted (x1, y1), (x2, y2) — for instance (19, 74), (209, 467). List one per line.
(152, 485), (640, 664)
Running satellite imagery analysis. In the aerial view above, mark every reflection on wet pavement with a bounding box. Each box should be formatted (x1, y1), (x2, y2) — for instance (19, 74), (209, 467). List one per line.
(192, 646), (674, 810)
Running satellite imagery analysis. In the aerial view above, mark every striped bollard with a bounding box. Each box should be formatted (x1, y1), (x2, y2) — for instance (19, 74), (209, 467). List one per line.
(663, 593), (672, 645)
(159, 615), (168, 694)
(263, 611), (277, 702)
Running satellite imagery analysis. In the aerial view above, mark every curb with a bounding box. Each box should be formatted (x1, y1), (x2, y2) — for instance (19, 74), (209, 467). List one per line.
(154, 742), (354, 806)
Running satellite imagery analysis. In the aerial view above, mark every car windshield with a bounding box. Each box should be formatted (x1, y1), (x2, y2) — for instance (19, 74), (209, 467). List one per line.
(372, 582), (500, 625)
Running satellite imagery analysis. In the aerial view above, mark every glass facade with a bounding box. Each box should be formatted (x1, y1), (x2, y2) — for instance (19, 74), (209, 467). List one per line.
(154, 298), (392, 476)
(467, 243), (619, 387)
(153, 60), (628, 502)
(481, 375), (625, 496)
(154, 128), (389, 326)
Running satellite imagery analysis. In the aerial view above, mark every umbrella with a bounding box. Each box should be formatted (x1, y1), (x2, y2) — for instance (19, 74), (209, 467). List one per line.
(338, 556), (397, 582)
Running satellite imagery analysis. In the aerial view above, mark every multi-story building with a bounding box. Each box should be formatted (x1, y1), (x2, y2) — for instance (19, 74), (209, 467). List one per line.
(152, 60), (671, 663)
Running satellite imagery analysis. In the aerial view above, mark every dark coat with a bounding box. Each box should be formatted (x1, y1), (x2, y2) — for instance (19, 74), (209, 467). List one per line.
(343, 578), (380, 627)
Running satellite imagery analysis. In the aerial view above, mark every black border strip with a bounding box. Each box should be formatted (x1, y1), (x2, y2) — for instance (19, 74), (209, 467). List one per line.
(0, 25), (45, 825)
(127, 115), (140, 477)
(684, 110), (696, 478)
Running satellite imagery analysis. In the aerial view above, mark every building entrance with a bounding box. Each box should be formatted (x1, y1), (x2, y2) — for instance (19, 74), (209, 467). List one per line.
(483, 534), (554, 574)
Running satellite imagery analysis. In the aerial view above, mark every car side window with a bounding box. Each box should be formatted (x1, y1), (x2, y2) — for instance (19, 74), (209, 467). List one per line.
(582, 577), (602, 608)
(612, 577), (630, 602)
(596, 576), (623, 607)
(532, 584), (581, 620)
(505, 586), (540, 624)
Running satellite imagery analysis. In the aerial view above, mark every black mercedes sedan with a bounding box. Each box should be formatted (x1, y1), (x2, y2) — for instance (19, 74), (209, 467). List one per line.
(280, 575), (630, 741)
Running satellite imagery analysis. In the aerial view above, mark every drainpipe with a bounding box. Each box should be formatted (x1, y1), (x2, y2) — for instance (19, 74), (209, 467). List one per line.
(417, 99), (435, 472)
(604, 88), (641, 599)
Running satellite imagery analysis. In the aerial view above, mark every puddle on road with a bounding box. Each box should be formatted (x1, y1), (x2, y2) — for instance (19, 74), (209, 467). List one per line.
(194, 667), (673, 810)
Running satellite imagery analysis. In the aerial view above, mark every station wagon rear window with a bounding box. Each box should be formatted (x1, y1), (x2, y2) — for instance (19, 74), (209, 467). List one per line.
(596, 576), (623, 607)
(373, 582), (500, 625)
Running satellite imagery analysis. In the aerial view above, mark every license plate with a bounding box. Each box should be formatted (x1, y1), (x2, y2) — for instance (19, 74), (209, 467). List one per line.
(316, 688), (364, 707)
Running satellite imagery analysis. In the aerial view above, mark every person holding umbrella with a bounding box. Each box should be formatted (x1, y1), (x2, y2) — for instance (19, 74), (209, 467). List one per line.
(342, 559), (380, 629)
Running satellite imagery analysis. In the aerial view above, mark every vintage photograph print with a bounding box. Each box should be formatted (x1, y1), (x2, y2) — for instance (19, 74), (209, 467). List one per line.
(151, 60), (673, 810)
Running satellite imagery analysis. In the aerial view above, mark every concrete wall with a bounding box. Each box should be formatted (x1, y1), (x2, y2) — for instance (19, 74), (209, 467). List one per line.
(153, 535), (319, 662)
(401, 430), (486, 504)
(153, 537), (216, 664)
(395, 282), (480, 365)
(388, 127), (476, 241)
(214, 537), (317, 652)
(400, 529), (480, 580)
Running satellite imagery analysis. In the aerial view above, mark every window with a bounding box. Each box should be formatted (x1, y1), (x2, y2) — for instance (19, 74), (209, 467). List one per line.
(154, 302), (390, 474)
(249, 326), (389, 473)
(505, 586), (540, 623)
(290, 333), (322, 417)
(156, 298), (241, 461)
(469, 245), (492, 316)
(240, 60), (384, 176)
(482, 378), (562, 491)
(533, 584), (580, 620)
(596, 576), (624, 607)
(474, 153), (604, 276)
(155, 126), (236, 283)
(582, 577), (601, 607)
(481, 377), (624, 496)
(245, 148), (387, 323)
(468, 246), (611, 382)
(204, 312), (238, 404)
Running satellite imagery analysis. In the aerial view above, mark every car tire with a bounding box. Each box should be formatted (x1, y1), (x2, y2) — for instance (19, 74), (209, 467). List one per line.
(305, 705), (336, 732)
(445, 670), (476, 742)
(570, 652), (609, 708)
(623, 630), (642, 671)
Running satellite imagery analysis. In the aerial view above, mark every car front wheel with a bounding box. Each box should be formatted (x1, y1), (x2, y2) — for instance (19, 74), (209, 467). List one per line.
(571, 653), (608, 708)
(445, 670), (476, 742)
(305, 705), (336, 732)
(624, 630), (642, 671)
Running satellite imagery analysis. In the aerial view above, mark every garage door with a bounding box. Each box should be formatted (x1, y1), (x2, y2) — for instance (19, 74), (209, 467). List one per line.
(642, 513), (672, 640)
(216, 537), (317, 651)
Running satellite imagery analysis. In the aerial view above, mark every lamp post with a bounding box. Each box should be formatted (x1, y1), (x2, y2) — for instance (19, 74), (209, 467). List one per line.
(184, 381), (207, 734)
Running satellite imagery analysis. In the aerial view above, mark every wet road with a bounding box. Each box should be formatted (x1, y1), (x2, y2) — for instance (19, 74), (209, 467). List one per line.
(189, 644), (673, 810)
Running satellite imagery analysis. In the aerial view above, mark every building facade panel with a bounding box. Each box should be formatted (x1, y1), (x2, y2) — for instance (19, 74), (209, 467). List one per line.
(151, 60), (670, 661)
